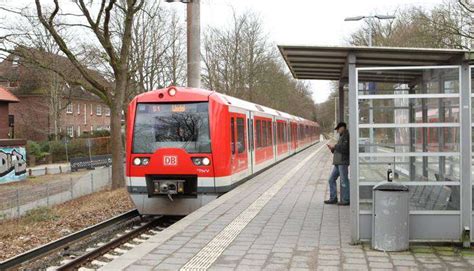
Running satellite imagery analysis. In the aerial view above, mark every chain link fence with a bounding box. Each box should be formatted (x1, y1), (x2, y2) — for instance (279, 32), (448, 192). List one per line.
(0, 166), (112, 220)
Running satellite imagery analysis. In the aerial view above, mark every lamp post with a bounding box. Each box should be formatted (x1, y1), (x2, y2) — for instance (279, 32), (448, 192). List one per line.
(165, 0), (201, 88)
(344, 15), (395, 46)
(344, 15), (395, 153)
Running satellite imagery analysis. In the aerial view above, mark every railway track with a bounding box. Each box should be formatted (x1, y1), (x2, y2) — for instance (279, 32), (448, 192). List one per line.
(0, 208), (181, 270)
(57, 215), (179, 270)
(0, 209), (140, 270)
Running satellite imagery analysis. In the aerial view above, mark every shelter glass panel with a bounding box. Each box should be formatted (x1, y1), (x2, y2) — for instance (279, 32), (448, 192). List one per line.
(357, 66), (461, 215)
(359, 185), (460, 211)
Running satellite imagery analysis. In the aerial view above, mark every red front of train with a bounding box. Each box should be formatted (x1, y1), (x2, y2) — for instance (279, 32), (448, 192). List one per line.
(126, 87), (233, 215)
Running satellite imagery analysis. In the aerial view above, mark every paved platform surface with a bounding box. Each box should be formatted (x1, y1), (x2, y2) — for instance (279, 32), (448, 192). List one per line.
(102, 143), (474, 270)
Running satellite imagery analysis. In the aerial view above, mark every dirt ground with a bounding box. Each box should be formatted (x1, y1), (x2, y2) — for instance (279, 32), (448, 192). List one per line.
(0, 188), (134, 261)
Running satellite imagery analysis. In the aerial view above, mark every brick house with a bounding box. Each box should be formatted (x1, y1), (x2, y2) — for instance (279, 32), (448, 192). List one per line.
(0, 50), (111, 141)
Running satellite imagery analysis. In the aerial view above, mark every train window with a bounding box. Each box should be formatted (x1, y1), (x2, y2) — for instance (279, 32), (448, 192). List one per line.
(132, 102), (211, 153)
(236, 118), (246, 154)
(256, 120), (262, 148)
(231, 117), (235, 154)
(262, 121), (268, 147)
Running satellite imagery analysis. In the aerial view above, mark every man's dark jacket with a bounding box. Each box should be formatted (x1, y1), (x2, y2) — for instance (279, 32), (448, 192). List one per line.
(333, 130), (350, 165)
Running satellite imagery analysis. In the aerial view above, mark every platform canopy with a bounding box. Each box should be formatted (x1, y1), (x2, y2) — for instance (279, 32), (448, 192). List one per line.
(278, 45), (470, 82)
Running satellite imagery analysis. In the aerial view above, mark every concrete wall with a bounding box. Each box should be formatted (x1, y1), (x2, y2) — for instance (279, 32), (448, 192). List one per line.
(0, 166), (111, 220)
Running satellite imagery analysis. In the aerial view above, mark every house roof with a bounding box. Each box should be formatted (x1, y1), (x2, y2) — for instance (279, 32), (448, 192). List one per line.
(0, 86), (19, 103)
(278, 45), (469, 82)
(0, 47), (110, 102)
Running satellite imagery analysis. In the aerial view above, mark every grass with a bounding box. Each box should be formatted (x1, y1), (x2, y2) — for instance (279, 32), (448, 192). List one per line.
(22, 206), (59, 223)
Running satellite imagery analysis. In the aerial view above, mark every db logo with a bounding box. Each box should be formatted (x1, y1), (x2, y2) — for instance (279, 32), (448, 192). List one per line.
(163, 156), (178, 166)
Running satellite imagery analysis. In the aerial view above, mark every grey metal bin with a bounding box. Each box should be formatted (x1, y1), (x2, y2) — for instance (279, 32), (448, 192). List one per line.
(372, 181), (409, 251)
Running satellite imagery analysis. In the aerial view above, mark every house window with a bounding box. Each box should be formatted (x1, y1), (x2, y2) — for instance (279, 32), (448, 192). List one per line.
(8, 81), (18, 87)
(90, 104), (93, 115)
(77, 104), (81, 114)
(66, 103), (73, 114)
(105, 107), (110, 116)
(96, 105), (102, 116)
(67, 126), (74, 137)
(77, 126), (81, 137)
(90, 125), (93, 132)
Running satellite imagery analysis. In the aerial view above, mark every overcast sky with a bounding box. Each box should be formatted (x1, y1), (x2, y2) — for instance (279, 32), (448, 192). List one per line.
(1, 0), (447, 103)
(196, 0), (446, 103)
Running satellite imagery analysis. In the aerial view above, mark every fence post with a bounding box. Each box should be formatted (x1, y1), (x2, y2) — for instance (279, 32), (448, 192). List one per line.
(45, 167), (48, 175)
(46, 183), (50, 206)
(16, 189), (20, 218)
(70, 177), (74, 199)
(59, 166), (62, 174)
(91, 172), (94, 192)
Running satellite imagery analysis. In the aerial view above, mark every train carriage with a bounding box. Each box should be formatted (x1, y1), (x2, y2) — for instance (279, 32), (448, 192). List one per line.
(126, 86), (320, 215)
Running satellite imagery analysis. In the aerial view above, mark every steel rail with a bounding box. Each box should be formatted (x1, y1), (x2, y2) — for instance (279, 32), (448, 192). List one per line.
(0, 209), (139, 270)
(57, 216), (176, 270)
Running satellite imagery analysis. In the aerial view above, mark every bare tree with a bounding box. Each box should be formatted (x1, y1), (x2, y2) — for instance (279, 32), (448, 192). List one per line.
(127, 1), (186, 100)
(202, 10), (317, 120)
(16, 0), (143, 189)
(348, 2), (466, 48)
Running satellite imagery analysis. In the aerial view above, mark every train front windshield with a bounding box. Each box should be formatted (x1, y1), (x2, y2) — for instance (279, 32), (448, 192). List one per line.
(132, 102), (211, 153)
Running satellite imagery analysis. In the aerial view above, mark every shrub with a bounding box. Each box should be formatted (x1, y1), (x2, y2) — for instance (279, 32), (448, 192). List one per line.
(26, 141), (49, 160)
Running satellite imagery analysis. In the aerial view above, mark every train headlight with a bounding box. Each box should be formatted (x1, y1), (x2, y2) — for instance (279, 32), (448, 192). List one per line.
(133, 157), (142, 166)
(191, 157), (202, 166)
(133, 157), (150, 166)
(202, 157), (211, 166)
(192, 157), (211, 166)
(168, 87), (177, 96)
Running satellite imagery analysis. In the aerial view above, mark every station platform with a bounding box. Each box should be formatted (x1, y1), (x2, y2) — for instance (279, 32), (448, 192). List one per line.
(101, 143), (474, 270)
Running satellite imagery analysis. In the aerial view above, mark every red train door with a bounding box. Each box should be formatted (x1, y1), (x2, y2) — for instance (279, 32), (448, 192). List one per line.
(230, 113), (248, 173)
(291, 122), (298, 150)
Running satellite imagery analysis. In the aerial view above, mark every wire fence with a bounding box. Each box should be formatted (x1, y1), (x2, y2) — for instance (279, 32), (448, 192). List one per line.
(0, 166), (112, 220)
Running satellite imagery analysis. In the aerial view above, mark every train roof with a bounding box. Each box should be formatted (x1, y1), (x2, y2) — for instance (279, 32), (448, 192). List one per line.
(135, 87), (318, 126)
(215, 92), (315, 124)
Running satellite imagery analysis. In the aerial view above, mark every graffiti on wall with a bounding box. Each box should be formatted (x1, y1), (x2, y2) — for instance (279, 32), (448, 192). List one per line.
(0, 147), (27, 183)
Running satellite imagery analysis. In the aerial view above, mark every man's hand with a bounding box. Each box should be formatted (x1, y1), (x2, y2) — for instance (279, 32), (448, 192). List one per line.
(327, 144), (335, 151)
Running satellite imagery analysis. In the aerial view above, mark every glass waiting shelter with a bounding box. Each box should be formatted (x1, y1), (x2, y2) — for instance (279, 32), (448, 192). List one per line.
(279, 45), (474, 243)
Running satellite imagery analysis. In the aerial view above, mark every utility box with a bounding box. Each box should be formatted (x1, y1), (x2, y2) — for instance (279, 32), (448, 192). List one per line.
(372, 181), (409, 251)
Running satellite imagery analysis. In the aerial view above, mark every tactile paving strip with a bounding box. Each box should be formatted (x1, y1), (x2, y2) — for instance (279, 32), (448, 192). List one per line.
(180, 143), (326, 271)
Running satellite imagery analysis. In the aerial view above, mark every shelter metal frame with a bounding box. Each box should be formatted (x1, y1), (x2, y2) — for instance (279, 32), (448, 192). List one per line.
(278, 45), (474, 243)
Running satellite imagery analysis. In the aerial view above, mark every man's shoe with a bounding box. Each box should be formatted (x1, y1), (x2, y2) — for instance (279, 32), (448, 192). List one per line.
(338, 202), (350, 206)
(324, 199), (338, 204)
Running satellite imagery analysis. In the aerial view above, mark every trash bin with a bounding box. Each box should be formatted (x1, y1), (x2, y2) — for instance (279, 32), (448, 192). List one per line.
(372, 181), (409, 251)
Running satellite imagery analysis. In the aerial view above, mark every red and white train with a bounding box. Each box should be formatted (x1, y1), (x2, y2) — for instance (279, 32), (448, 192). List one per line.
(126, 86), (320, 215)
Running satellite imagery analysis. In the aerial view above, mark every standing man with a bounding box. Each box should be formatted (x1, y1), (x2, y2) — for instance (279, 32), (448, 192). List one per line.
(324, 122), (350, 206)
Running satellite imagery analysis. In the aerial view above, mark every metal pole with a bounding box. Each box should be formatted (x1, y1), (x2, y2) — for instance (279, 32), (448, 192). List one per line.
(187, 0), (201, 88)
(460, 61), (472, 245)
(16, 189), (20, 218)
(348, 53), (359, 243)
(65, 141), (69, 163)
(91, 173), (94, 192)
